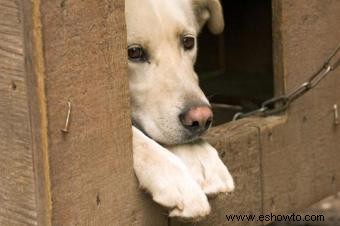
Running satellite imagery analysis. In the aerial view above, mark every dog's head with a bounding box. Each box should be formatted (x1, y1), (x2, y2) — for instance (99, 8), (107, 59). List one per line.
(126, 0), (224, 145)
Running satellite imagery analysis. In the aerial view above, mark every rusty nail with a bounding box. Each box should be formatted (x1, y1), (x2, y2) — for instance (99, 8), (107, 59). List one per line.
(61, 100), (72, 133)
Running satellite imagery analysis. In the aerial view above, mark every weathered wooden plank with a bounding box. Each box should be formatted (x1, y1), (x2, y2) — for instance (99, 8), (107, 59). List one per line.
(171, 119), (262, 226)
(0, 0), (37, 225)
(22, 0), (167, 225)
(262, 0), (340, 217)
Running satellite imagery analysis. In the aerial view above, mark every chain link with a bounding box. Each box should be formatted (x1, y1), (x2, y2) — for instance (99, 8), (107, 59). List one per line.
(233, 44), (340, 121)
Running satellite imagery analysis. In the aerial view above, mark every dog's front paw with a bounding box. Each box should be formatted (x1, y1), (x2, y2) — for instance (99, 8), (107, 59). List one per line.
(169, 140), (235, 197)
(199, 142), (235, 196)
(197, 142), (235, 196)
(152, 177), (210, 220)
(132, 126), (210, 220)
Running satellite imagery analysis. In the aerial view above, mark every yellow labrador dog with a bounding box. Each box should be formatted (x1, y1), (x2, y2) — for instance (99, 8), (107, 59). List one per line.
(126, 0), (234, 220)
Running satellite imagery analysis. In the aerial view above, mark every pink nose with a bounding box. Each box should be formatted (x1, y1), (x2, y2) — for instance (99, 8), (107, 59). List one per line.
(179, 105), (213, 134)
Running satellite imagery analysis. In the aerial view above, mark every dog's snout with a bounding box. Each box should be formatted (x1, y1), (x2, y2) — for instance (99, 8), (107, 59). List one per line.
(179, 105), (213, 135)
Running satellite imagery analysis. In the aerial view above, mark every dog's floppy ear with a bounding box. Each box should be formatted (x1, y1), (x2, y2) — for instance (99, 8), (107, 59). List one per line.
(192, 0), (224, 34)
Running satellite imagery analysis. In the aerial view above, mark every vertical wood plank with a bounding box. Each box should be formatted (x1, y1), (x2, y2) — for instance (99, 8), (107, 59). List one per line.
(0, 0), (37, 225)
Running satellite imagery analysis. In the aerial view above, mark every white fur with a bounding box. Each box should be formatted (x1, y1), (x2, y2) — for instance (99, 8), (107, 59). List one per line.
(126, 0), (234, 221)
(126, 0), (207, 145)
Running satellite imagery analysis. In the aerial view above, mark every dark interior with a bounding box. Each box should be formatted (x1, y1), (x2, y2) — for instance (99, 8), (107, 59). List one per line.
(196, 0), (274, 125)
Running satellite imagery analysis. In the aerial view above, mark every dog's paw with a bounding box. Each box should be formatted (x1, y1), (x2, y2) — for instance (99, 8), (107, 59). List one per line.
(198, 142), (235, 196)
(152, 177), (210, 220)
(169, 140), (235, 197)
(132, 126), (210, 220)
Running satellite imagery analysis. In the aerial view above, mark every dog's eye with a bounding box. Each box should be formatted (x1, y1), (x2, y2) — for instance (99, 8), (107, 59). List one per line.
(182, 36), (195, 50)
(128, 45), (147, 62)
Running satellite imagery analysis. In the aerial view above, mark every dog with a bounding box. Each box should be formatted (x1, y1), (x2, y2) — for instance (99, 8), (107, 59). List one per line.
(125, 0), (234, 221)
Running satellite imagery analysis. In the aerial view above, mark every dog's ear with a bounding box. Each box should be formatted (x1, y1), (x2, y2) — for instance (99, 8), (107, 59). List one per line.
(192, 0), (224, 34)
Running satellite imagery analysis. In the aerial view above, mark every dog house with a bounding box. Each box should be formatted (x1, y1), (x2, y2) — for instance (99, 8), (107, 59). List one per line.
(197, 0), (274, 125)
(0, 0), (339, 225)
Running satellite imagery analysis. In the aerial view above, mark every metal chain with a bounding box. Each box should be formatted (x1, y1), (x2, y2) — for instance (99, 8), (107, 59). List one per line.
(233, 44), (340, 121)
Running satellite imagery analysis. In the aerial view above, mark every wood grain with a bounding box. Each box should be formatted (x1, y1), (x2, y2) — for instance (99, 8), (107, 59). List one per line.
(0, 0), (37, 225)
